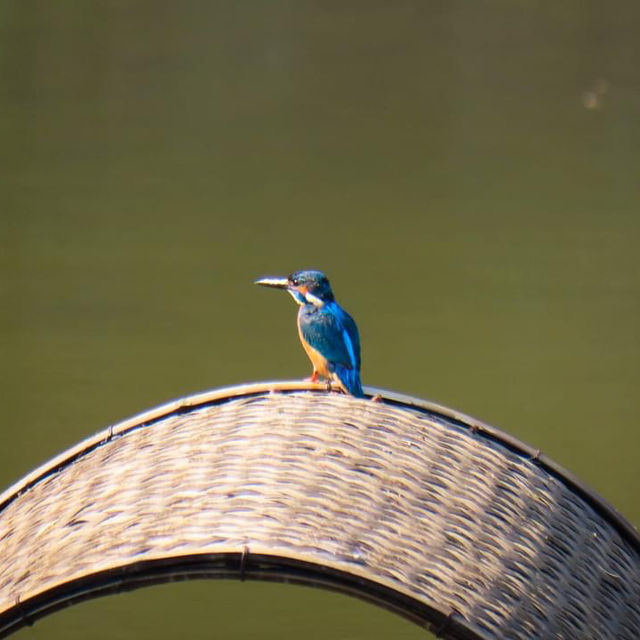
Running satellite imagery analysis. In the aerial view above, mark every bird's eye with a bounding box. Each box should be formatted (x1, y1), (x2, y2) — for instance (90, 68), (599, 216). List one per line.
(290, 277), (299, 286)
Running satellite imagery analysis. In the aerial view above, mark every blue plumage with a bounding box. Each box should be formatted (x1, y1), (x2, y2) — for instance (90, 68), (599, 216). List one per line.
(255, 270), (363, 397)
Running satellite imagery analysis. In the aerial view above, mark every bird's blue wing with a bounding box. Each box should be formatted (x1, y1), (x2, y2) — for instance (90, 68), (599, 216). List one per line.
(299, 303), (360, 370)
(332, 363), (364, 397)
(337, 306), (361, 370)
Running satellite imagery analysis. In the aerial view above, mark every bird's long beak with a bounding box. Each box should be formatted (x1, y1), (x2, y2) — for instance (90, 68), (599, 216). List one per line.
(254, 276), (289, 289)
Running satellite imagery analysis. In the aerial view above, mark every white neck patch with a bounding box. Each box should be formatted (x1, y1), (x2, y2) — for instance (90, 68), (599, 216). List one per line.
(305, 292), (325, 307)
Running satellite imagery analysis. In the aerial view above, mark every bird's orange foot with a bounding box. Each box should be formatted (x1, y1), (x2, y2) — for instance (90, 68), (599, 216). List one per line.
(370, 394), (383, 402)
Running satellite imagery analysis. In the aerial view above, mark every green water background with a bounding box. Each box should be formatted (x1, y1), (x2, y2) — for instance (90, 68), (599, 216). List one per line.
(2, 2), (639, 638)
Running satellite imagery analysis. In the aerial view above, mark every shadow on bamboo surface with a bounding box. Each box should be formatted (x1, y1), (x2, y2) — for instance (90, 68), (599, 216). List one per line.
(0, 382), (639, 639)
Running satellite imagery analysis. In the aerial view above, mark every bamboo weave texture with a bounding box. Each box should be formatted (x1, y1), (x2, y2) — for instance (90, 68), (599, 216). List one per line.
(0, 383), (639, 639)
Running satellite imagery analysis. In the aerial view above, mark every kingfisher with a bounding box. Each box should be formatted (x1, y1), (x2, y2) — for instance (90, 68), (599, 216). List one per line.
(255, 269), (363, 397)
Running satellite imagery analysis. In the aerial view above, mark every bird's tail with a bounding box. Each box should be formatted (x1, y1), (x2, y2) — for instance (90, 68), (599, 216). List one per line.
(332, 365), (364, 398)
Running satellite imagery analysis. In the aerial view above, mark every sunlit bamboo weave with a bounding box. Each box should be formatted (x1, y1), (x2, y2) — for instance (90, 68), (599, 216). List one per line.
(0, 382), (639, 639)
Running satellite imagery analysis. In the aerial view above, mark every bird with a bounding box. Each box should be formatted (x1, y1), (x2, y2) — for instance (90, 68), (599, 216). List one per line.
(255, 269), (364, 397)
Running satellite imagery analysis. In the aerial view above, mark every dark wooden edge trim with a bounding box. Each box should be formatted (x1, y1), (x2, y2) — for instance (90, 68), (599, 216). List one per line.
(0, 553), (489, 640)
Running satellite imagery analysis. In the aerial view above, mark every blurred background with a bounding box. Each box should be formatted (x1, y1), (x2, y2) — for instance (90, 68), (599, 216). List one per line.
(1, 1), (639, 638)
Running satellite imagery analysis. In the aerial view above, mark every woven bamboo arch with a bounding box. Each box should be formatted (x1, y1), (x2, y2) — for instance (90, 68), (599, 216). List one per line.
(0, 382), (639, 639)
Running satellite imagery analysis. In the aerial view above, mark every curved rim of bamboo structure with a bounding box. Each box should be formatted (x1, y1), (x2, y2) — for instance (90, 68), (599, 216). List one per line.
(5, 552), (486, 640)
(1, 381), (637, 551)
(1, 381), (638, 639)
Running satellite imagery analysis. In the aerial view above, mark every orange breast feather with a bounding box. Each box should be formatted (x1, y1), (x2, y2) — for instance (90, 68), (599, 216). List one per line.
(298, 328), (331, 377)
